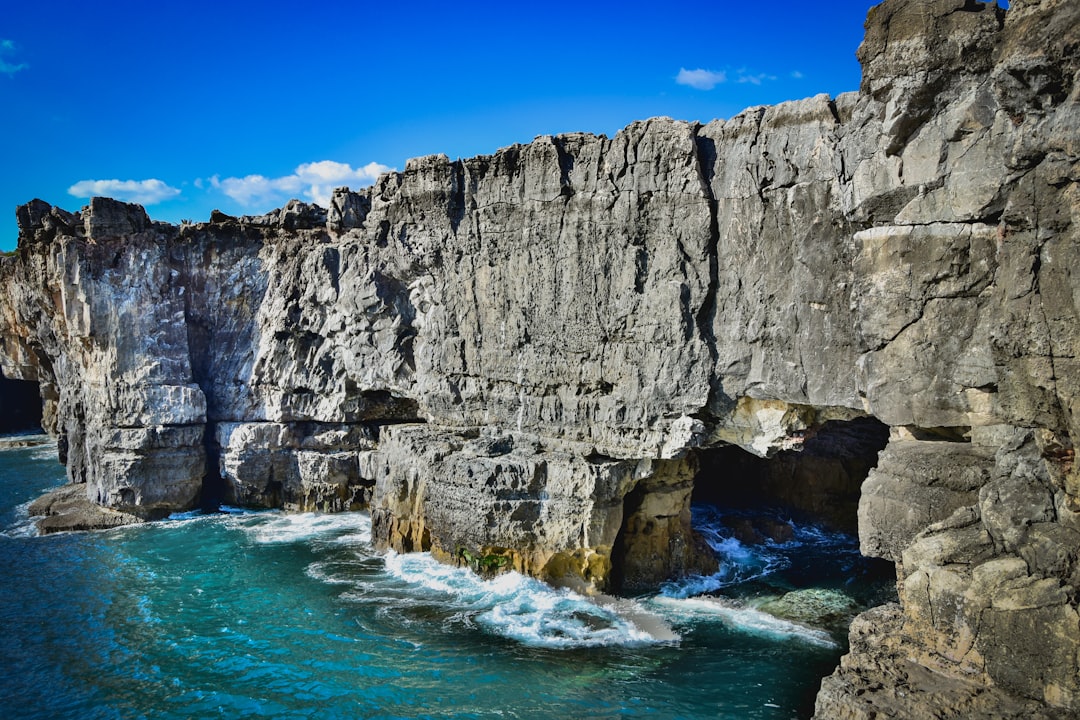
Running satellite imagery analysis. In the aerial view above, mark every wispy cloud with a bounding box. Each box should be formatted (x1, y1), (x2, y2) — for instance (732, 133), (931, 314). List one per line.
(0, 39), (28, 77)
(676, 68), (727, 90)
(209, 160), (392, 208)
(791, 70), (804, 79)
(68, 178), (181, 205)
(735, 71), (777, 86)
(676, 66), (779, 90)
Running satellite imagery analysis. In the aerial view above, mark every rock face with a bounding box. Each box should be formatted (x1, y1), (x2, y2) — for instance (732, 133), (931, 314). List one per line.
(0, 0), (1077, 715)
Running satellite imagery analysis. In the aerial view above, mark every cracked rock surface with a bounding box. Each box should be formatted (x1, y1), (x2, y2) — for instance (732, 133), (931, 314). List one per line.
(0, 0), (1078, 716)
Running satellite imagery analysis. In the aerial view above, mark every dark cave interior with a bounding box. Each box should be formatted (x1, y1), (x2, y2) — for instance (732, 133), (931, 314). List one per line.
(692, 416), (891, 534)
(0, 367), (43, 435)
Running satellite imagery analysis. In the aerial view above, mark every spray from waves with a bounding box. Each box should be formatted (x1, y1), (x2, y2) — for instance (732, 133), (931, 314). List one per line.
(1, 498), (41, 538)
(648, 595), (838, 648)
(646, 503), (881, 647)
(660, 504), (864, 599)
(372, 550), (676, 649)
(238, 512), (373, 547)
(660, 505), (792, 598)
(166, 505), (250, 521)
(163, 508), (373, 548)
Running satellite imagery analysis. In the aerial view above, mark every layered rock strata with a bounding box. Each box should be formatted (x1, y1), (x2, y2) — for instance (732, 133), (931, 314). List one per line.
(0, 0), (1077, 715)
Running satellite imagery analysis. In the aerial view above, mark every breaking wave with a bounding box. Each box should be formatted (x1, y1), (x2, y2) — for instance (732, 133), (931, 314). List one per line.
(660, 504), (865, 599)
(238, 511), (373, 546)
(376, 551), (674, 649)
(651, 504), (891, 647)
(162, 509), (675, 650)
(649, 595), (838, 648)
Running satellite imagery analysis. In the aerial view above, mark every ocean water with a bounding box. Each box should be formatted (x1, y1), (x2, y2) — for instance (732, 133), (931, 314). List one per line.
(0, 438), (894, 720)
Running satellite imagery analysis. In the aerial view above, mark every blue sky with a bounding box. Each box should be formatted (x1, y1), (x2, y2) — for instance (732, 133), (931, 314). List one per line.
(0, 0), (877, 251)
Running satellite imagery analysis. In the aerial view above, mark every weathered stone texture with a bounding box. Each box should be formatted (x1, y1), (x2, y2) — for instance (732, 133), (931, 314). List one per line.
(0, 0), (1078, 716)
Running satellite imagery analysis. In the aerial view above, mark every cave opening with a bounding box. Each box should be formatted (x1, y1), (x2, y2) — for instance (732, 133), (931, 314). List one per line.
(0, 367), (44, 435)
(693, 416), (891, 533)
(676, 416), (898, 641)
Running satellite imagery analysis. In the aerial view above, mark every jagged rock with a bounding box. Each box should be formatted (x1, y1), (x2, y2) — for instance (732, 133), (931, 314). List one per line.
(327, 187), (371, 233)
(369, 424), (716, 590)
(82, 196), (151, 239)
(859, 437), (993, 562)
(814, 603), (1075, 719)
(215, 421), (378, 511)
(0, 0), (1078, 716)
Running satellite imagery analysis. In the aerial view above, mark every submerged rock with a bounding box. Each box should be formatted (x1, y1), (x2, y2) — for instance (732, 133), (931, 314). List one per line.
(720, 515), (795, 545)
(754, 588), (861, 636)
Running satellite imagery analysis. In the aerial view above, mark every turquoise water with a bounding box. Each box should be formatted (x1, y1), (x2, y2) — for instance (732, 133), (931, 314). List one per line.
(0, 439), (893, 720)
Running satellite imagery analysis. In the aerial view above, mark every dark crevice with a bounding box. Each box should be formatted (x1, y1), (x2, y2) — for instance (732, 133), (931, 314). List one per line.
(322, 246), (341, 296)
(551, 136), (576, 198)
(448, 160), (467, 233)
(901, 425), (972, 442)
(827, 97), (842, 125)
(633, 247), (648, 294)
(692, 130), (726, 420)
(199, 423), (226, 512)
(375, 220), (391, 248)
(609, 479), (648, 593)
(175, 239), (225, 512)
(355, 389), (422, 423)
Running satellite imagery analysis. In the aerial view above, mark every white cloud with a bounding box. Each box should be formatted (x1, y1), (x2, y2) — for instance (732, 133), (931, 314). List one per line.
(67, 178), (181, 205)
(209, 160), (392, 208)
(0, 39), (28, 76)
(676, 68), (727, 90)
(791, 70), (804, 79)
(208, 173), (291, 207)
(736, 71), (776, 85)
(677, 66), (780, 90)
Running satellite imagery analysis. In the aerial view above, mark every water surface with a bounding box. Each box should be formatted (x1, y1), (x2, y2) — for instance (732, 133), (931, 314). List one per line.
(0, 439), (892, 719)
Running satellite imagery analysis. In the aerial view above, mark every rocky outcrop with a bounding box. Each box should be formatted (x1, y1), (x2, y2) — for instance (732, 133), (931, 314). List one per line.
(0, 0), (1077, 716)
(28, 483), (141, 534)
(369, 424), (716, 589)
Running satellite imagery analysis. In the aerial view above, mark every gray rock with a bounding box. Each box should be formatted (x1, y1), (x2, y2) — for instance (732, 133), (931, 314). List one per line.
(29, 483), (142, 533)
(859, 438), (992, 563)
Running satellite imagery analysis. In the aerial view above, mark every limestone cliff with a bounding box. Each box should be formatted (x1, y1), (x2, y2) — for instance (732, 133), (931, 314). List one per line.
(1, 0), (1078, 716)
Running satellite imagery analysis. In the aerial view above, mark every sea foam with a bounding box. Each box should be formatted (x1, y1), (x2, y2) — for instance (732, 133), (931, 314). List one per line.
(381, 550), (675, 649)
(239, 511), (372, 546)
(650, 595), (838, 648)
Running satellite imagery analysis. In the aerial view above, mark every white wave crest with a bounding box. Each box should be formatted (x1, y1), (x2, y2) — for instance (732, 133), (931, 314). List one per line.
(241, 511), (372, 546)
(649, 595), (838, 648)
(382, 551), (675, 649)
(1, 498), (40, 538)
